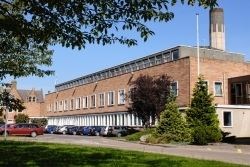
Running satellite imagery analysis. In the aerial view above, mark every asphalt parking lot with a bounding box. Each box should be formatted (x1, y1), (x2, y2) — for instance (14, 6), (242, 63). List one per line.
(2, 134), (250, 166)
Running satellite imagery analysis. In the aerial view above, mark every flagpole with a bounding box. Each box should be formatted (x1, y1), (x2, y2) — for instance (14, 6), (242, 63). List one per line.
(196, 13), (200, 77)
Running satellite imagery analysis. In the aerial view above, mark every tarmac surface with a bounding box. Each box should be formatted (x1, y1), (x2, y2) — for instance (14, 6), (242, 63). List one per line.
(2, 134), (250, 166)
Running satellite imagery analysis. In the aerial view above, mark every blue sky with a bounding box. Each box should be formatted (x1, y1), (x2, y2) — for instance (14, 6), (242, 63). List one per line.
(9, 0), (250, 94)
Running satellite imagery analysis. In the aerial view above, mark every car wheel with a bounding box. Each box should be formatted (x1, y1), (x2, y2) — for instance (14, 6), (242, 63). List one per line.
(31, 131), (37, 138)
(117, 133), (122, 138)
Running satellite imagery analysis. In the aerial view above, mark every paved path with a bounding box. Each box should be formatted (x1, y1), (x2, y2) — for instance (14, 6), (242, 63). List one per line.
(2, 134), (250, 166)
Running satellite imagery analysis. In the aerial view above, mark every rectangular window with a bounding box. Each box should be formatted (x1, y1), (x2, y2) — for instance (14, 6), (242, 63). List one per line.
(55, 101), (58, 111)
(70, 99), (74, 110)
(59, 101), (63, 111)
(99, 93), (105, 107)
(82, 96), (88, 109)
(90, 95), (96, 108)
(170, 81), (178, 96)
(47, 104), (51, 112)
(172, 50), (179, 60)
(246, 84), (250, 98)
(223, 111), (232, 127)
(108, 91), (115, 106)
(118, 89), (126, 105)
(235, 83), (243, 97)
(64, 100), (68, 111)
(214, 82), (223, 96)
(76, 97), (81, 109)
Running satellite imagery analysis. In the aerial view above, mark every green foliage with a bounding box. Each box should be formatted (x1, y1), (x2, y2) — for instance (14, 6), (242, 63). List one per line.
(0, 118), (4, 124)
(0, 88), (25, 116)
(0, 141), (241, 167)
(128, 74), (171, 126)
(14, 113), (29, 123)
(0, 1), (218, 50)
(156, 96), (191, 143)
(186, 75), (222, 145)
(0, 33), (54, 80)
(30, 118), (48, 127)
(126, 128), (155, 141)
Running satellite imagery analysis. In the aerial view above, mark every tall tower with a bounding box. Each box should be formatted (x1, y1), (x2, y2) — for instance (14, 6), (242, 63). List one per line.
(209, 8), (225, 51)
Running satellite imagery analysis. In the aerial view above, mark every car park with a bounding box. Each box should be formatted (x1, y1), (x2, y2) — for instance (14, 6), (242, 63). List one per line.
(56, 125), (75, 135)
(101, 126), (129, 137)
(44, 125), (58, 134)
(66, 126), (79, 135)
(0, 123), (44, 137)
(89, 126), (104, 136)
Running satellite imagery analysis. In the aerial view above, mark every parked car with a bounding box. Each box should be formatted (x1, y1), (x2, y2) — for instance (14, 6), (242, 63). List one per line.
(66, 126), (80, 135)
(89, 126), (105, 136)
(0, 123), (44, 137)
(44, 125), (58, 134)
(76, 126), (98, 136)
(101, 126), (128, 137)
(75, 126), (85, 135)
(56, 125), (75, 135)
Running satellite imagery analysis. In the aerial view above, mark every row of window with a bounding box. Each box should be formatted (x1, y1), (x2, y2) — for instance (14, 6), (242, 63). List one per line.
(48, 90), (126, 112)
(205, 81), (223, 96)
(55, 49), (179, 91)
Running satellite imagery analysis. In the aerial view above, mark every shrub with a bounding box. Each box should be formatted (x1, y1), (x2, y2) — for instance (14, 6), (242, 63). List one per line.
(192, 125), (222, 145)
(14, 113), (29, 123)
(126, 128), (155, 141)
(30, 118), (48, 127)
(186, 76), (222, 145)
(156, 97), (191, 143)
(0, 118), (4, 124)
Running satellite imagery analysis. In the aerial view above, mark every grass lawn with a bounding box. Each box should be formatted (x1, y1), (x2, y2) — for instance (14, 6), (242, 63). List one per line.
(0, 141), (247, 167)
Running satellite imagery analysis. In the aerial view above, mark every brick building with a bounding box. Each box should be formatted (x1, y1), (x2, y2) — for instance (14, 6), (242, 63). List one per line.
(1, 81), (45, 123)
(44, 45), (250, 128)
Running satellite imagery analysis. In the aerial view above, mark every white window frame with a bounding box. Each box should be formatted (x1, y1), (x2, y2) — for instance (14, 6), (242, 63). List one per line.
(214, 81), (223, 97)
(59, 100), (63, 111)
(82, 96), (88, 109)
(64, 100), (68, 111)
(108, 91), (115, 106)
(118, 89), (126, 105)
(55, 101), (58, 111)
(223, 111), (233, 127)
(75, 97), (81, 110)
(98, 93), (105, 107)
(90, 94), (96, 108)
(170, 81), (179, 96)
(47, 104), (51, 112)
(70, 98), (74, 110)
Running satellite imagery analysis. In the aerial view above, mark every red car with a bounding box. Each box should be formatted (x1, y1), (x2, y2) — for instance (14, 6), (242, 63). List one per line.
(0, 123), (44, 137)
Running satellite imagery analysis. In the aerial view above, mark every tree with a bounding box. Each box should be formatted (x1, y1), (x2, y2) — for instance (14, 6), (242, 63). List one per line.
(156, 96), (191, 143)
(128, 74), (171, 126)
(0, 85), (25, 116)
(0, 118), (4, 124)
(186, 75), (222, 145)
(0, 0), (218, 50)
(14, 113), (29, 123)
(30, 118), (48, 127)
(0, 33), (53, 80)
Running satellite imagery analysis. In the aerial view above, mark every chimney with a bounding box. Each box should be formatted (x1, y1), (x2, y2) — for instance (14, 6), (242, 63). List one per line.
(209, 8), (225, 51)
